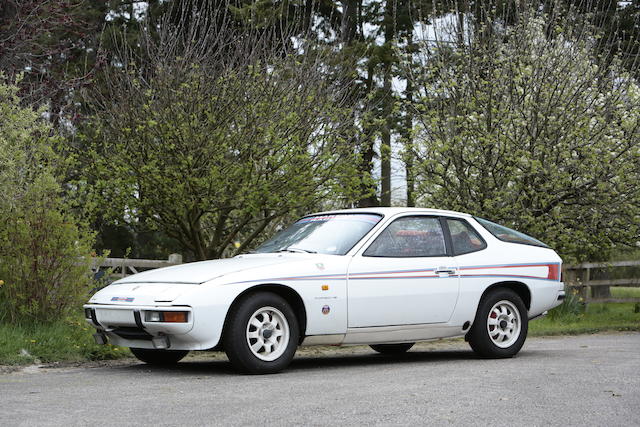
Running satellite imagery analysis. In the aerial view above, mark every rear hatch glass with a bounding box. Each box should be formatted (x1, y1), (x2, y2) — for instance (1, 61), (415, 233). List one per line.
(474, 217), (549, 248)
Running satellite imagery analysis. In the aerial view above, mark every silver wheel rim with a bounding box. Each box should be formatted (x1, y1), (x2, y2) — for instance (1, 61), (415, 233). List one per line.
(246, 306), (290, 362)
(487, 300), (521, 348)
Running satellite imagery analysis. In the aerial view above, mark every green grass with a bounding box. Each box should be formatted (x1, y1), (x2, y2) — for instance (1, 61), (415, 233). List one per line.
(0, 315), (128, 365)
(611, 287), (640, 298)
(530, 302), (640, 336)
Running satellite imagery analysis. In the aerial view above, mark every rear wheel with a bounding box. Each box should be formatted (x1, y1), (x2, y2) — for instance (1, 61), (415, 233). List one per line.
(467, 288), (528, 358)
(370, 343), (414, 354)
(223, 292), (299, 374)
(130, 348), (189, 365)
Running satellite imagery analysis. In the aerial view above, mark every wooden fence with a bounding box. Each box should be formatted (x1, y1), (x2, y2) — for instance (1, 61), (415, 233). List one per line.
(90, 255), (640, 306)
(563, 260), (640, 304)
(91, 253), (183, 281)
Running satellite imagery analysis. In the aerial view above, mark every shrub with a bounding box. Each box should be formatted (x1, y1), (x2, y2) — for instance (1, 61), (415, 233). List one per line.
(547, 288), (585, 321)
(0, 78), (94, 323)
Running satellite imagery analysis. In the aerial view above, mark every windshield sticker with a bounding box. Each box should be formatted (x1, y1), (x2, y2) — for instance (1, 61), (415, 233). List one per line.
(296, 214), (381, 224)
(296, 215), (336, 223)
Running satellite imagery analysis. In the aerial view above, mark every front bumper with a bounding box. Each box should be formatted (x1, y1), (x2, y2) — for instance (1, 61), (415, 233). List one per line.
(84, 304), (199, 350)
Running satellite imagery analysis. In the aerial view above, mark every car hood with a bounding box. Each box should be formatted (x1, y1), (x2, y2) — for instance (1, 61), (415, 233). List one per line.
(111, 255), (294, 285)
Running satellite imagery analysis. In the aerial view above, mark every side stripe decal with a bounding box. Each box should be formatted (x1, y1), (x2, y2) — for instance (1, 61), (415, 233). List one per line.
(229, 262), (561, 284)
(459, 274), (559, 282)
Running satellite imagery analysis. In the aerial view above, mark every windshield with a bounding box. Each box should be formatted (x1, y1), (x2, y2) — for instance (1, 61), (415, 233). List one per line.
(253, 213), (382, 255)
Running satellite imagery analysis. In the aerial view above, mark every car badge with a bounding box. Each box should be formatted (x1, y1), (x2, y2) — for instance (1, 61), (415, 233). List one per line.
(111, 297), (135, 302)
(322, 305), (330, 315)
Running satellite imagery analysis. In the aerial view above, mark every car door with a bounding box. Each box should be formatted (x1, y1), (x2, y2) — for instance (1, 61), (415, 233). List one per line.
(347, 215), (460, 328)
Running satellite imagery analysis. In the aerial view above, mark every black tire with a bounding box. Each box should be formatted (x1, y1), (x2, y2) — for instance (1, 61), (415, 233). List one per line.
(130, 348), (189, 365)
(467, 288), (528, 358)
(370, 343), (415, 354)
(223, 292), (299, 374)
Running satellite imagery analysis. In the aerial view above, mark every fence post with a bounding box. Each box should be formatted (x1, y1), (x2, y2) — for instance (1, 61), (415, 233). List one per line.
(583, 266), (590, 306)
(591, 264), (612, 300)
(168, 253), (183, 264)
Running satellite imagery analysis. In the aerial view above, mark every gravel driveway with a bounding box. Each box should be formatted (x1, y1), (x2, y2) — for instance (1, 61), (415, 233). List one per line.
(1, 332), (638, 426)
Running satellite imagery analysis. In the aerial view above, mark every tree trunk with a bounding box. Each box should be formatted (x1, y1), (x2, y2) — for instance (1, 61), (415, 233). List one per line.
(380, 0), (395, 207)
(342, 0), (378, 208)
(340, 0), (358, 43)
(380, 73), (392, 207)
(403, 22), (415, 207)
(357, 62), (379, 208)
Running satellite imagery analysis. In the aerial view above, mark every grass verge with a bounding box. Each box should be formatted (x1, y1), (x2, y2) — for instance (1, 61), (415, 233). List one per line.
(0, 315), (128, 365)
(530, 286), (640, 336)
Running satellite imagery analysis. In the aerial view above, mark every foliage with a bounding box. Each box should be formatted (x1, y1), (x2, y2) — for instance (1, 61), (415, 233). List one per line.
(0, 0), (168, 125)
(408, 11), (640, 262)
(547, 289), (585, 321)
(0, 77), (50, 200)
(3, 0), (640, 262)
(82, 17), (364, 260)
(0, 79), (94, 323)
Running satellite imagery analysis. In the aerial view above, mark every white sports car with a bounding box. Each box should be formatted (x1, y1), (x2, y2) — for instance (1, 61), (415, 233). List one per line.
(85, 208), (565, 373)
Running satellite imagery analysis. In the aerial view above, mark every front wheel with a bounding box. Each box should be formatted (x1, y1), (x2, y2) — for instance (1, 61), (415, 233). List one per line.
(467, 288), (528, 358)
(223, 292), (299, 374)
(370, 343), (414, 354)
(130, 348), (189, 365)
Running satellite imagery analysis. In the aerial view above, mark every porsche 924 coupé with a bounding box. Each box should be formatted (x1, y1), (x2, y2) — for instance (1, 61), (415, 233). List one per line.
(85, 208), (565, 373)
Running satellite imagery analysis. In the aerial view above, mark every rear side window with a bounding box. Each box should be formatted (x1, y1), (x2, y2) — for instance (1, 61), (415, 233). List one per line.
(446, 218), (486, 255)
(474, 217), (549, 248)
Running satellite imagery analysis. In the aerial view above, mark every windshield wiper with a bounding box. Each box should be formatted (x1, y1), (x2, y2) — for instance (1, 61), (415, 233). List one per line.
(277, 247), (317, 254)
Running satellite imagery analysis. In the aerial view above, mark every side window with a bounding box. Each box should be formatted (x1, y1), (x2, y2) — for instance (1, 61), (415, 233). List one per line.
(363, 216), (447, 257)
(446, 218), (486, 255)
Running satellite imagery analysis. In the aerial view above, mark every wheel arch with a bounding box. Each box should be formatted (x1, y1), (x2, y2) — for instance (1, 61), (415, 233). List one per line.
(220, 283), (308, 346)
(480, 280), (532, 311)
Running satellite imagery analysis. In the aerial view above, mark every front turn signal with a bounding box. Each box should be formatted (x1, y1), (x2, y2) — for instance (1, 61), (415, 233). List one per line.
(145, 311), (189, 323)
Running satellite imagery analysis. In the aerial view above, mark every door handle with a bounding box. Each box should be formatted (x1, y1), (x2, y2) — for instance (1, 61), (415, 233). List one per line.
(435, 267), (457, 275)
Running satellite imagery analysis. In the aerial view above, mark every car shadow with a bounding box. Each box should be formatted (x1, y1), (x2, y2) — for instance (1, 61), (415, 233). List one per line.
(108, 348), (539, 376)
(288, 350), (477, 372)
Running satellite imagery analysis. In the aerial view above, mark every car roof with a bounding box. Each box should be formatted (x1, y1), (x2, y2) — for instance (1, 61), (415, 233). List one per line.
(307, 207), (473, 218)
